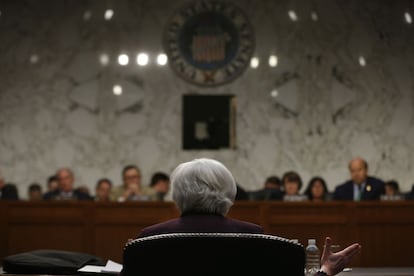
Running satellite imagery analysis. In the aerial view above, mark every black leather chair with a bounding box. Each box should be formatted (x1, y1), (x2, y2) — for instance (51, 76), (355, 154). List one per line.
(122, 232), (305, 276)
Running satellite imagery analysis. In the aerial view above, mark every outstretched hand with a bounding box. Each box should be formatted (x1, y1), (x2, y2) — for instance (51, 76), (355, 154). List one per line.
(319, 237), (362, 276)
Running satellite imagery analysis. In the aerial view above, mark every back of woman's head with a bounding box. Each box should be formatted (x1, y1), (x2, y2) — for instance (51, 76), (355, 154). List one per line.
(171, 158), (237, 216)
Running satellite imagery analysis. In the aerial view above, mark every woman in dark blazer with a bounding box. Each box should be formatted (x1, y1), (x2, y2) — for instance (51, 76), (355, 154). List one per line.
(134, 158), (361, 276)
(137, 158), (263, 238)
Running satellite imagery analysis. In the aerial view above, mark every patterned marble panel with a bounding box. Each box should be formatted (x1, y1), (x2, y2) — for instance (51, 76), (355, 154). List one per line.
(0, 0), (413, 199)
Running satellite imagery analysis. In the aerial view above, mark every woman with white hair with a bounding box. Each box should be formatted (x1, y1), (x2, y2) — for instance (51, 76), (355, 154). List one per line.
(137, 158), (263, 236)
(134, 158), (361, 276)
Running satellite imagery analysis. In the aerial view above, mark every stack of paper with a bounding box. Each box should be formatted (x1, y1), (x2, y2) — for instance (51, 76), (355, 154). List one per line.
(78, 260), (123, 274)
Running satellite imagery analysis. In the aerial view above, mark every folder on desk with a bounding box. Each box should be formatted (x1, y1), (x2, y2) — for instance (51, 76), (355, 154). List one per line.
(78, 260), (122, 274)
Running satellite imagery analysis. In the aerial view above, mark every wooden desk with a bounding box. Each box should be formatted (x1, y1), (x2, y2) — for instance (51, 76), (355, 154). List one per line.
(1, 201), (414, 267)
(2, 267), (414, 276)
(337, 267), (414, 275)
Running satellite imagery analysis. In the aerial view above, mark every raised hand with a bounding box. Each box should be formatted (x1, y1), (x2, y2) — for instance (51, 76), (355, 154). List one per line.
(319, 237), (362, 276)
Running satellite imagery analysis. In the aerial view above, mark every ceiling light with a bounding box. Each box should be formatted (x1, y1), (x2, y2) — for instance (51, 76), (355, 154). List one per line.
(83, 10), (92, 21)
(358, 56), (366, 67)
(136, 53), (149, 66)
(118, 54), (129, 66)
(250, 57), (259, 68)
(113, 85), (122, 95)
(104, 9), (114, 20)
(288, 10), (298, 21)
(311, 11), (318, 21)
(99, 54), (109, 66)
(405, 12), (412, 24)
(269, 55), (278, 67)
(29, 54), (39, 64)
(157, 54), (168, 66)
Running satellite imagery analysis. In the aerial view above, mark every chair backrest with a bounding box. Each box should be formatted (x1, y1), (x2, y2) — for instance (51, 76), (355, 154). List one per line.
(122, 232), (305, 276)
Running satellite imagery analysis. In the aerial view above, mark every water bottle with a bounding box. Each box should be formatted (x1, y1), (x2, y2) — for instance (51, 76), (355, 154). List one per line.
(305, 239), (320, 276)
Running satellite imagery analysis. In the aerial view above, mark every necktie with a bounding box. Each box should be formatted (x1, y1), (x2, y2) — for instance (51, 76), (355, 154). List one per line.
(356, 185), (363, 201)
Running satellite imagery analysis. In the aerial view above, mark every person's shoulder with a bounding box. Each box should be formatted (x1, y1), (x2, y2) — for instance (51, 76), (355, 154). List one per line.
(332, 180), (353, 200)
(142, 186), (157, 196)
(1, 183), (19, 200)
(109, 185), (124, 201)
(74, 190), (93, 200)
(334, 180), (352, 190)
(111, 185), (124, 193)
(111, 184), (125, 195)
(367, 176), (385, 185)
(226, 217), (264, 233)
(268, 189), (284, 200)
(248, 189), (283, 201)
(247, 189), (267, 200)
(43, 190), (59, 200)
(137, 218), (180, 238)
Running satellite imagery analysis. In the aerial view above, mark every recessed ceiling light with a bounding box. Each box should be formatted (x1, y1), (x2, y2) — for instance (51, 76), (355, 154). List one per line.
(157, 54), (168, 66)
(269, 55), (278, 67)
(405, 12), (412, 24)
(311, 11), (318, 21)
(29, 54), (39, 64)
(104, 9), (114, 20)
(113, 84), (122, 95)
(250, 57), (259, 68)
(358, 56), (366, 67)
(136, 53), (149, 66)
(288, 10), (298, 21)
(99, 54), (109, 66)
(83, 10), (92, 21)
(118, 54), (129, 66)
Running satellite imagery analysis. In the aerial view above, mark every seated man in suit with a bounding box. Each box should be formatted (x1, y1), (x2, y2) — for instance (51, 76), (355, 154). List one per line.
(43, 168), (92, 200)
(0, 172), (19, 200)
(111, 165), (158, 202)
(333, 157), (385, 201)
(406, 184), (414, 200)
(132, 158), (361, 276)
(248, 175), (283, 200)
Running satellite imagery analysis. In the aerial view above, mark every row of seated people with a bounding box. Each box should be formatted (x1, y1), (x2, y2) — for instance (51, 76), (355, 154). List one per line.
(0, 165), (170, 202)
(2, 157), (363, 276)
(241, 157), (414, 201)
(241, 174), (412, 201)
(1, 157), (414, 202)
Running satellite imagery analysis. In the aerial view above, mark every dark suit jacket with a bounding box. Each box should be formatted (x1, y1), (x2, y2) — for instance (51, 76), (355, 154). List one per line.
(137, 213), (264, 238)
(0, 184), (19, 200)
(333, 176), (385, 200)
(43, 189), (93, 200)
(248, 188), (283, 201)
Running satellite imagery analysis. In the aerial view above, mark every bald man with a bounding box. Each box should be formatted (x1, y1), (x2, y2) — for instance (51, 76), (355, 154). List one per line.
(43, 168), (92, 200)
(333, 158), (385, 201)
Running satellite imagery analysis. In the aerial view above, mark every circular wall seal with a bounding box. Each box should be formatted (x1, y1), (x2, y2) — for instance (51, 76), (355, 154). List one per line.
(163, 0), (255, 86)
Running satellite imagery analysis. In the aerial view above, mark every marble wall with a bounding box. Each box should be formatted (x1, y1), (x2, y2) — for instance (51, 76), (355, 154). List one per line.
(0, 0), (413, 199)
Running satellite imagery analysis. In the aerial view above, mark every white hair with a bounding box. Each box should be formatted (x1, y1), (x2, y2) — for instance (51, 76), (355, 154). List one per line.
(171, 158), (237, 216)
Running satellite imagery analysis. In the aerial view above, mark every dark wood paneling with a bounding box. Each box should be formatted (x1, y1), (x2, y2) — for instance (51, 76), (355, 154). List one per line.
(1, 201), (414, 267)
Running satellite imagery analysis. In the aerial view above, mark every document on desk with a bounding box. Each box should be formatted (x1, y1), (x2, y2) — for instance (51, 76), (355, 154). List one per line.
(78, 260), (123, 274)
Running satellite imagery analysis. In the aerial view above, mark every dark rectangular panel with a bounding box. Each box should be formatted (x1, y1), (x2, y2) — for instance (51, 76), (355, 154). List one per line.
(182, 94), (236, 149)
